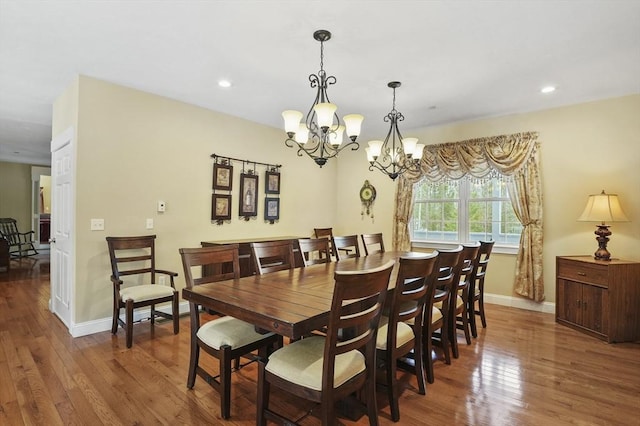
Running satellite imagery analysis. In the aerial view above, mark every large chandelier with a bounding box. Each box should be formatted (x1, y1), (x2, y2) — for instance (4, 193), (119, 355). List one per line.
(282, 30), (363, 167)
(366, 81), (425, 180)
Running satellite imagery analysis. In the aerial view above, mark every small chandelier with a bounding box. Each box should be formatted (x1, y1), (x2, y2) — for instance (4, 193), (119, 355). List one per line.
(282, 30), (363, 167)
(366, 81), (425, 180)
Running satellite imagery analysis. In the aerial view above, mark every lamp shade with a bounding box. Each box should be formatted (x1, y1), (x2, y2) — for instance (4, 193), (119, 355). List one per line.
(578, 190), (629, 223)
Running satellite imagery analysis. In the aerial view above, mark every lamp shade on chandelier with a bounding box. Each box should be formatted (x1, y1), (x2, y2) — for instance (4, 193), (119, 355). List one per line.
(366, 81), (424, 180)
(282, 30), (363, 167)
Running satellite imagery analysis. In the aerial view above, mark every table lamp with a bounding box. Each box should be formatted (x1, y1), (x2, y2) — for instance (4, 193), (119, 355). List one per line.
(578, 190), (629, 261)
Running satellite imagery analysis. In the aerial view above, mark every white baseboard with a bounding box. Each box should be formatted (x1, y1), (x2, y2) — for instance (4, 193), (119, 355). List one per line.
(70, 301), (191, 338)
(484, 293), (555, 314)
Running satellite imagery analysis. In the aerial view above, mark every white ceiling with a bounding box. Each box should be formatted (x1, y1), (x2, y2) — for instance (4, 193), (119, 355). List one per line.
(1, 0), (639, 166)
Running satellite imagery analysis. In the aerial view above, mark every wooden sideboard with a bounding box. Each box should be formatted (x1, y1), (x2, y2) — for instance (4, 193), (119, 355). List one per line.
(556, 255), (640, 343)
(202, 236), (305, 277)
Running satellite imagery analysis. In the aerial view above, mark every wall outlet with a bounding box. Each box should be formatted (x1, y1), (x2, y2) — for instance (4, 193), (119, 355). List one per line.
(146, 218), (154, 229)
(90, 218), (104, 231)
(158, 276), (166, 286)
(157, 201), (166, 212)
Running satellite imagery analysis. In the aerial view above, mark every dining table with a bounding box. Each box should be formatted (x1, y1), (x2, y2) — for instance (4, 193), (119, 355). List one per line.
(182, 250), (429, 340)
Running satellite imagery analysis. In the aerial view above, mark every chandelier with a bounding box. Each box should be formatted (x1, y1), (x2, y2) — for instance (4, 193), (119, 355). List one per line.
(366, 81), (425, 180)
(282, 30), (363, 167)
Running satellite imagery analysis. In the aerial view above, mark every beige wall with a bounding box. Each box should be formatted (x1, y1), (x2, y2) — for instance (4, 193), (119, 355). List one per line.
(58, 76), (339, 323)
(336, 95), (640, 303)
(0, 161), (34, 231)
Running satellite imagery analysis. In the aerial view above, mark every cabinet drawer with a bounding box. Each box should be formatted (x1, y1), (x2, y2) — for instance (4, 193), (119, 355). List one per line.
(557, 259), (608, 287)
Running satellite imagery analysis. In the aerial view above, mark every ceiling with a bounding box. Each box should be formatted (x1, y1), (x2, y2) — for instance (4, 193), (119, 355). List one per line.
(1, 0), (639, 166)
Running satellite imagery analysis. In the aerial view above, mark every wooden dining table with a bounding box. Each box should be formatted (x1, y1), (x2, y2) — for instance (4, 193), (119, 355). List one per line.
(182, 250), (428, 340)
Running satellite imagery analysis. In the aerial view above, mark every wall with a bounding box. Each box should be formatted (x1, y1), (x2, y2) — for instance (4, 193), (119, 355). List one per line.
(0, 161), (34, 230)
(336, 94), (640, 304)
(56, 75), (338, 324)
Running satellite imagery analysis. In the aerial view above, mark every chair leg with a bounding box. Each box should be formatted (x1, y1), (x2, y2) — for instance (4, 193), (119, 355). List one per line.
(256, 359), (269, 426)
(172, 292), (179, 334)
(469, 298), (479, 338)
(479, 292), (487, 328)
(187, 339), (199, 389)
(387, 352), (400, 422)
(150, 304), (155, 325)
(461, 306), (471, 345)
(112, 304), (119, 334)
(220, 345), (232, 420)
(364, 371), (379, 426)
(440, 321), (451, 365)
(126, 299), (134, 348)
(414, 335), (426, 395)
(425, 327), (435, 384)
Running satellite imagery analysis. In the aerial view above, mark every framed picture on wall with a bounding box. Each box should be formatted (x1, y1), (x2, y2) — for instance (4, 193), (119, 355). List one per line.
(265, 170), (281, 194)
(212, 194), (232, 221)
(264, 197), (280, 221)
(239, 173), (258, 217)
(213, 163), (233, 191)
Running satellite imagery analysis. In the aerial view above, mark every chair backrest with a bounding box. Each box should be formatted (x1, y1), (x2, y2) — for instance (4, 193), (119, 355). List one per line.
(361, 233), (385, 256)
(179, 244), (240, 288)
(472, 240), (495, 290)
(434, 245), (463, 308)
(0, 218), (21, 244)
(459, 242), (481, 290)
(250, 240), (296, 275)
(314, 227), (335, 257)
(386, 253), (440, 347)
(106, 235), (158, 283)
(324, 260), (395, 390)
(297, 238), (331, 266)
(332, 235), (361, 260)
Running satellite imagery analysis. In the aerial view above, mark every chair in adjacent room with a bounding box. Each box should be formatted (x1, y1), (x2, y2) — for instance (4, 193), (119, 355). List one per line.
(0, 217), (38, 258)
(332, 234), (361, 260)
(297, 238), (331, 266)
(250, 240), (296, 275)
(376, 253), (439, 422)
(453, 242), (481, 349)
(469, 240), (495, 338)
(361, 232), (385, 255)
(179, 245), (281, 420)
(257, 260), (395, 425)
(106, 235), (179, 348)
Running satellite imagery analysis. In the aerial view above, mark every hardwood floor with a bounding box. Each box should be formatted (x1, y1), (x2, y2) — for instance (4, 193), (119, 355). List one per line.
(1, 255), (639, 425)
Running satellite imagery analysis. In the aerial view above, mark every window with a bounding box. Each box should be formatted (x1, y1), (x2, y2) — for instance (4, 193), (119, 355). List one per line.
(411, 177), (522, 247)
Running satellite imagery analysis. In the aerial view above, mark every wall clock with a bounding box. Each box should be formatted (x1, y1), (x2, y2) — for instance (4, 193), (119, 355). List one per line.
(360, 180), (376, 218)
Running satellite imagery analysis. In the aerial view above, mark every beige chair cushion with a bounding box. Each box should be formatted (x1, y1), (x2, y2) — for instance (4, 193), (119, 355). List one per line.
(376, 316), (415, 350)
(266, 336), (365, 391)
(120, 284), (174, 302)
(198, 316), (276, 350)
(431, 306), (443, 323)
(434, 295), (463, 311)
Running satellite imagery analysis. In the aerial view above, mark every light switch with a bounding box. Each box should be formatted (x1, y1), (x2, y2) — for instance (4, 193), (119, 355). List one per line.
(90, 218), (104, 231)
(146, 218), (154, 229)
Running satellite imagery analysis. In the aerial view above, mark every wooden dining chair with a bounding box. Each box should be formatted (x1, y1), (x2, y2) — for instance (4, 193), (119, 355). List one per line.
(179, 245), (281, 420)
(250, 240), (296, 275)
(426, 245), (462, 376)
(106, 235), (179, 348)
(469, 240), (495, 338)
(376, 253), (439, 422)
(314, 227), (336, 258)
(361, 232), (385, 255)
(297, 238), (331, 266)
(453, 242), (481, 348)
(332, 234), (361, 260)
(257, 260), (395, 425)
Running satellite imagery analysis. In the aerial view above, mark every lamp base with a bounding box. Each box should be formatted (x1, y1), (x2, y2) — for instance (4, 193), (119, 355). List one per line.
(593, 224), (612, 261)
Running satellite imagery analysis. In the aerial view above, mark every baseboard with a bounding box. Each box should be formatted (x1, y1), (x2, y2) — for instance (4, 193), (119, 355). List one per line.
(69, 301), (191, 338)
(484, 293), (555, 314)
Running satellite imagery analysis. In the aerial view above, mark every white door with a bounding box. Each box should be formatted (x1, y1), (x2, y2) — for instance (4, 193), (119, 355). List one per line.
(50, 127), (75, 330)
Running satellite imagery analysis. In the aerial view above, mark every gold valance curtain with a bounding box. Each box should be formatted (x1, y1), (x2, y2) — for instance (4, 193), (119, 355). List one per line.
(392, 131), (544, 302)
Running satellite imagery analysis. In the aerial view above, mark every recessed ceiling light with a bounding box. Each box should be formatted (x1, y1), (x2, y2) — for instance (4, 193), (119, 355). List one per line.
(218, 80), (232, 88)
(541, 86), (556, 94)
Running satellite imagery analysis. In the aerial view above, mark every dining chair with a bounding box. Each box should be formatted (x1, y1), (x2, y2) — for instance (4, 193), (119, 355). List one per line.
(250, 240), (296, 275)
(297, 238), (331, 266)
(376, 253), (439, 422)
(179, 245), (281, 420)
(453, 242), (481, 349)
(426, 245), (462, 375)
(332, 234), (361, 260)
(314, 227), (336, 258)
(106, 235), (179, 348)
(257, 260), (395, 425)
(469, 240), (495, 338)
(361, 232), (385, 255)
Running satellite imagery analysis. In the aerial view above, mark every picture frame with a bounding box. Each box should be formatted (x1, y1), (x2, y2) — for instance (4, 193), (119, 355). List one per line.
(239, 173), (259, 217)
(264, 197), (280, 221)
(265, 170), (281, 194)
(211, 194), (232, 221)
(213, 163), (233, 191)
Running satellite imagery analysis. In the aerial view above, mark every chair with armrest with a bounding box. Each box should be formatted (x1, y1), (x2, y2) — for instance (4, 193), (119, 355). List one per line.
(106, 235), (179, 348)
(179, 244), (281, 419)
(250, 240), (296, 275)
(0, 218), (38, 258)
(361, 232), (385, 255)
(469, 240), (495, 337)
(332, 234), (361, 260)
(453, 242), (481, 349)
(257, 260), (395, 425)
(297, 238), (331, 266)
(376, 253), (439, 422)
